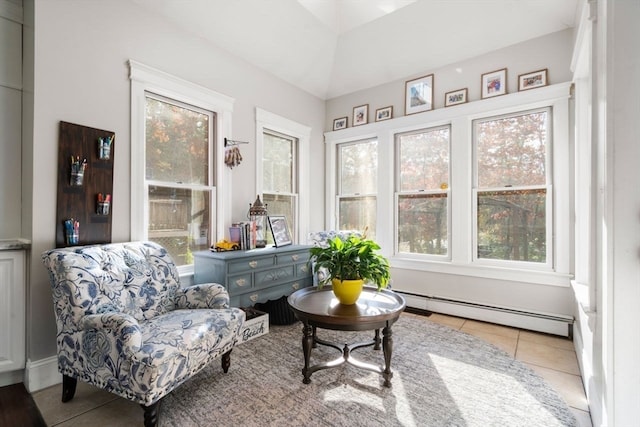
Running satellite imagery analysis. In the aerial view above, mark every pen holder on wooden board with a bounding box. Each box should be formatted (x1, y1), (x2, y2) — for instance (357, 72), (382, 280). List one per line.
(64, 219), (79, 245)
(70, 157), (86, 186)
(98, 135), (114, 160)
(96, 193), (111, 215)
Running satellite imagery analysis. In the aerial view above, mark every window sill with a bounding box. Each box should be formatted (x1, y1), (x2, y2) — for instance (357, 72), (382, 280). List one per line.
(390, 256), (572, 287)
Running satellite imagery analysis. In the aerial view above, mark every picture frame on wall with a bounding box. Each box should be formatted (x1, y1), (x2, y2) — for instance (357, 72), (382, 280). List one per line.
(268, 215), (292, 247)
(481, 68), (507, 99)
(353, 104), (369, 126)
(518, 69), (548, 91)
(375, 106), (393, 121)
(405, 74), (434, 115)
(333, 116), (348, 130)
(444, 88), (468, 107)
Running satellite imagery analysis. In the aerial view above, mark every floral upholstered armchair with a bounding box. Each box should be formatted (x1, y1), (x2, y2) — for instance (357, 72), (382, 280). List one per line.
(41, 241), (245, 427)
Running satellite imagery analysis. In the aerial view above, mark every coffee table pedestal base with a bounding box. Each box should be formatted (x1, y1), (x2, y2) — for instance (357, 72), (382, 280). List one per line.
(301, 323), (394, 387)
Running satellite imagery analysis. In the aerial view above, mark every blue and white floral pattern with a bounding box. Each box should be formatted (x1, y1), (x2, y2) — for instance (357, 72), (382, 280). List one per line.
(42, 241), (245, 406)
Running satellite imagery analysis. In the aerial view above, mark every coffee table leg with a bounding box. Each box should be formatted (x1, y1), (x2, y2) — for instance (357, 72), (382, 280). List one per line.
(302, 322), (314, 384)
(382, 325), (393, 387)
(373, 329), (381, 350)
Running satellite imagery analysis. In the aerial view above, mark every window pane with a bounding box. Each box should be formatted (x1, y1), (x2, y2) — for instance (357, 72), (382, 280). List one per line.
(145, 96), (210, 185)
(398, 127), (450, 191)
(477, 188), (546, 262)
(148, 185), (210, 265)
(398, 193), (448, 255)
(338, 196), (376, 239)
(476, 110), (548, 188)
(263, 193), (295, 244)
(339, 141), (377, 194)
(263, 132), (294, 193)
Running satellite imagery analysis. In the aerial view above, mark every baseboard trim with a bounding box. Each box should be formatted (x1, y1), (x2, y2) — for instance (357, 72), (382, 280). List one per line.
(398, 291), (573, 337)
(25, 356), (61, 393)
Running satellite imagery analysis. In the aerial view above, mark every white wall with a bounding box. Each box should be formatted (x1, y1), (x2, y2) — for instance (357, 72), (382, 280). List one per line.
(27, 0), (326, 362)
(0, 4), (23, 238)
(326, 29), (574, 132)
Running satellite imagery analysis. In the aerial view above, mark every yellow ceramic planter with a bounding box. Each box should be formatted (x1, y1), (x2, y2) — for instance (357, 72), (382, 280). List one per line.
(331, 278), (364, 305)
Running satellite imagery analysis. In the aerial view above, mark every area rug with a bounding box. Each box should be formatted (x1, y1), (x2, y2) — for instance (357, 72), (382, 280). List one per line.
(160, 313), (577, 427)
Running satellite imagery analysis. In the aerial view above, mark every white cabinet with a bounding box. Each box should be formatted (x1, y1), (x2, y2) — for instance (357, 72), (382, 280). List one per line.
(0, 249), (26, 373)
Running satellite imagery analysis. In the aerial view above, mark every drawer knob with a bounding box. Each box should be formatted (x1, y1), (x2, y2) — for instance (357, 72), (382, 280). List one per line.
(235, 278), (247, 287)
(292, 282), (300, 290)
(291, 254), (300, 261)
(249, 261), (258, 268)
(300, 265), (308, 273)
(249, 294), (259, 302)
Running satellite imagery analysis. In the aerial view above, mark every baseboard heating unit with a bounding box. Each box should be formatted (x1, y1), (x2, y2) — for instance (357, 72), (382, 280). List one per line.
(397, 291), (574, 338)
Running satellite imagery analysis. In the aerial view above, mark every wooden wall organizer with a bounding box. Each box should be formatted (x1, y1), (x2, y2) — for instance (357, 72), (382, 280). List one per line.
(55, 121), (115, 248)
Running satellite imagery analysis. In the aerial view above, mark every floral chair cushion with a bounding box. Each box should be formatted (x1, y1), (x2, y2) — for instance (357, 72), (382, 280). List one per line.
(42, 241), (245, 407)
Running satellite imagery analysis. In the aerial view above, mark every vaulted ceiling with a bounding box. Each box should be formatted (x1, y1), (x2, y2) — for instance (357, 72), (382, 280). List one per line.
(134, 0), (580, 100)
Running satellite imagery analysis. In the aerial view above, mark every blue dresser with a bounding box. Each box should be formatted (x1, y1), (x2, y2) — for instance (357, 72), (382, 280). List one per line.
(193, 245), (313, 307)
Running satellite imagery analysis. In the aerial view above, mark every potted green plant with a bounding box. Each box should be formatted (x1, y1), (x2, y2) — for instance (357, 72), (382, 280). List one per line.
(309, 235), (391, 305)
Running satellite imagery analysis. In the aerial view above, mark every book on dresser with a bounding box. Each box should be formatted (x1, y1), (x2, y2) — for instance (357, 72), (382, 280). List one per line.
(193, 245), (313, 308)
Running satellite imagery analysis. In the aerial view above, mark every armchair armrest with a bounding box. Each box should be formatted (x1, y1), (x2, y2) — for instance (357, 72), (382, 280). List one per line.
(81, 313), (142, 356)
(175, 283), (230, 309)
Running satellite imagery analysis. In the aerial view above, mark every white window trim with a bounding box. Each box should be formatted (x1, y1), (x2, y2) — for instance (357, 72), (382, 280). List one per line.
(255, 107), (310, 243)
(129, 60), (234, 274)
(324, 82), (572, 287)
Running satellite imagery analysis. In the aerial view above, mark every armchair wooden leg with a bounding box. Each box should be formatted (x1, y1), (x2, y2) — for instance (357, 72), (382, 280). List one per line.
(61, 375), (77, 403)
(221, 349), (232, 373)
(141, 400), (161, 427)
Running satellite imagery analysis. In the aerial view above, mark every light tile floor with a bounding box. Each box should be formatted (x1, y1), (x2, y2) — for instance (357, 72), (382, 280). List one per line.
(33, 312), (592, 426)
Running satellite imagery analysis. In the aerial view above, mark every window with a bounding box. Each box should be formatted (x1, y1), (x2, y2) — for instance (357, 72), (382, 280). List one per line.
(144, 94), (214, 265)
(473, 108), (551, 265)
(262, 130), (298, 243)
(337, 139), (377, 238)
(396, 126), (450, 256)
(255, 108), (310, 244)
(130, 60), (234, 272)
(325, 83), (570, 284)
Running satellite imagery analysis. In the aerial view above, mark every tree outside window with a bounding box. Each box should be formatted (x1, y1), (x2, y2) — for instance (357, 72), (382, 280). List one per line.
(474, 108), (550, 263)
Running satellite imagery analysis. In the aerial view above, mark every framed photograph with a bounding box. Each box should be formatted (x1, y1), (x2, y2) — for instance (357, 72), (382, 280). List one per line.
(333, 116), (348, 131)
(353, 104), (369, 126)
(375, 106), (393, 122)
(518, 69), (548, 91)
(405, 74), (434, 115)
(481, 68), (507, 99)
(268, 215), (292, 247)
(444, 88), (468, 107)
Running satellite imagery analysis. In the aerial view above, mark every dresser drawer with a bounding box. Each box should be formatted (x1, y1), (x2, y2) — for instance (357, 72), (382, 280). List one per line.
(227, 273), (252, 294)
(232, 278), (313, 306)
(276, 250), (310, 265)
(228, 256), (274, 274)
(254, 265), (295, 289)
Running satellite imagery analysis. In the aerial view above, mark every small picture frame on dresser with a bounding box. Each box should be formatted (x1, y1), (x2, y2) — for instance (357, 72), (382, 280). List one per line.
(268, 216), (292, 247)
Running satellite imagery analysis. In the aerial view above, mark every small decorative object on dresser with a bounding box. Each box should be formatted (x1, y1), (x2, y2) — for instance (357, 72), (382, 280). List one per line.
(405, 74), (434, 115)
(268, 215), (292, 247)
(333, 116), (348, 130)
(481, 68), (507, 99)
(353, 104), (369, 126)
(518, 69), (548, 91)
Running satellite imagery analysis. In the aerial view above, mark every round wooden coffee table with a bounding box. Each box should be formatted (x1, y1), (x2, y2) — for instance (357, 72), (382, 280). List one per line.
(287, 286), (405, 387)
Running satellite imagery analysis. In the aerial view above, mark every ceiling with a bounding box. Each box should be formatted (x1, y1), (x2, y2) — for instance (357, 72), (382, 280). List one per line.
(134, 0), (580, 100)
